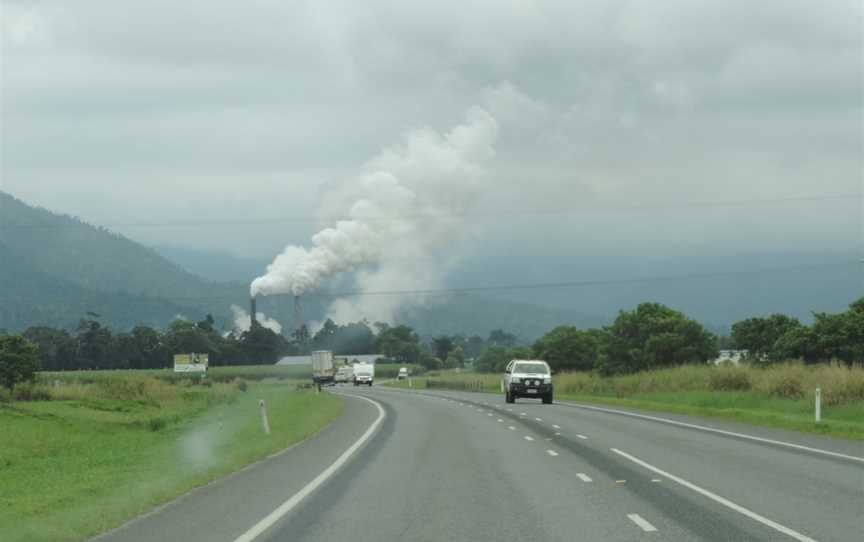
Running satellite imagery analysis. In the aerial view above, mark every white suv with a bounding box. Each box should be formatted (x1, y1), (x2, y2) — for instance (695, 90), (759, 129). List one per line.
(503, 360), (553, 404)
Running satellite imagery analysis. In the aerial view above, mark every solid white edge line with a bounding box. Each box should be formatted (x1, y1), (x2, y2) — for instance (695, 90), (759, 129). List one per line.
(561, 401), (863, 463)
(627, 513), (658, 532)
(232, 394), (386, 542)
(576, 473), (592, 482)
(546, 450), (559, 456)
(610, 448), (818, 542)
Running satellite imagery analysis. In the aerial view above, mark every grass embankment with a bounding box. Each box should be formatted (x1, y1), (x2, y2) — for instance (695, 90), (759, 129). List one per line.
(386, 363), (864, 439)
(0, 375), (343, 542)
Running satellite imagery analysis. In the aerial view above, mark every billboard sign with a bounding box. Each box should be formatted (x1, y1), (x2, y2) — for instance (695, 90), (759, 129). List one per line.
(173, 353), (209, 373)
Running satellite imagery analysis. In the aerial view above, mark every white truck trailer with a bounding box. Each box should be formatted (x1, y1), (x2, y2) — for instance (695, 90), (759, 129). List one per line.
(311, 350), (336, 390)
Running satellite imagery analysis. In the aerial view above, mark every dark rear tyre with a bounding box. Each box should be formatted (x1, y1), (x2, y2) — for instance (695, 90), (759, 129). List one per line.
(368, 381), (373, 386)
(506, 391), (515, 403)
(542, 393), (553, 404)
(353, 381), (358, 387)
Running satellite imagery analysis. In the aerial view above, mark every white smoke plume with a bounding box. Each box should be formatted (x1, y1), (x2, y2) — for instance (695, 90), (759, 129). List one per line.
(251, 107), (499, 323)
(230, 305), (282, 334)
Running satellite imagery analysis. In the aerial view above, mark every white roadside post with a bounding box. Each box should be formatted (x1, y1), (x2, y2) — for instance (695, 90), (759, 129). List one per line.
(815, 387), (821, 423)
(259, 399), (271, 435)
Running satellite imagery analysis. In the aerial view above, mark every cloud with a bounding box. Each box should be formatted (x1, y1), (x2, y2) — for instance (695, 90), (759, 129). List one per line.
(0, 0), (859, 267)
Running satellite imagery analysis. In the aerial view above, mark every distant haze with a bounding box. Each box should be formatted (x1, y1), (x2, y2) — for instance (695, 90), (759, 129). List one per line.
(2, 1), (861, 324)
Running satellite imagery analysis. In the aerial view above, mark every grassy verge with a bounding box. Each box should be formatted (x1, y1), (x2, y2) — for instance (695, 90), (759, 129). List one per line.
(0, 376), (342, 542)
(385, 364), (864, 440)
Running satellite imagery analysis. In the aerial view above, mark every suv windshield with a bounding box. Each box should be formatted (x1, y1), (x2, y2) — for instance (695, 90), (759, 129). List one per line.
(513, 363), (548, 374)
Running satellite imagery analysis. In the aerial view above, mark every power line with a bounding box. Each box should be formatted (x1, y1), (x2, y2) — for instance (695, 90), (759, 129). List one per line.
(0, 193), (858, 231)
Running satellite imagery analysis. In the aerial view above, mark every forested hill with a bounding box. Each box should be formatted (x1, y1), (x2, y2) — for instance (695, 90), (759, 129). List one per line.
(0, 191), (244, 331)
(0, 191), (605, 338)
(0, 191), (211, 299)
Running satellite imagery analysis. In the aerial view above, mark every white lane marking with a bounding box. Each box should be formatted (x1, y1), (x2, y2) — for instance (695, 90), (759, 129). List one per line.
(554, 432), (561, 436)
(535, 417), (543, 422)
(627, 514), (658, 532)
(611, 448), (819, 542)
(497, 419), (503, 422)
(651, 479), (662, 483)
(576, 434), (588, 440)
(233, 395), (386, 542)
(487, 413), (493, 417)
(520, 412), (527, 416)
(507, 408), (513, 412)
(524, 436), (535, 441)
(552, 424), (561, 429)
(562, 401), (863, 464)
(576, 473), (592, 482)
(547, 450), (559, 457)
(508, 426), (516, 430)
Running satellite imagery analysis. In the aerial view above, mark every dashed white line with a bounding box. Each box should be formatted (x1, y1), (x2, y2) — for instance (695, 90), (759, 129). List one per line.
(508, 426), (516, 430)
(611, 448), (818, 542)
(562, 401), (864, 464)
(547, 450), (559, 457)
(535, 417), (543, 422)
(487, 413), (493, 417)
(627, 514), (658, 532)
(524, 436), (535, 441)
(576, 434), (588, 440)
(576, 473), (592, 482)
(552, 424), (561, 429)
(497, 419), (503, 422)
(520, 412), (527, 416)
(554, 432), (561, 436)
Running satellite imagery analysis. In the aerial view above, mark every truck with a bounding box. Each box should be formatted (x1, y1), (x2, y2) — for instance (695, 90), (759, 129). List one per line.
(311, 350), (336, 389)
(353, 362), (375, 386)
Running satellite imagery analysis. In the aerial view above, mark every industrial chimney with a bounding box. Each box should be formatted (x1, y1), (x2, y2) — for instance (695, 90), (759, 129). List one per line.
(250, 297), (258, 327)
(293, 295), (303, 331)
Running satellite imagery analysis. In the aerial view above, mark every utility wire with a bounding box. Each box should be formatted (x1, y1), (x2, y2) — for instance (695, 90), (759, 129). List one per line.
(0, 193), (858, 231)
(8, 260), (841, 305)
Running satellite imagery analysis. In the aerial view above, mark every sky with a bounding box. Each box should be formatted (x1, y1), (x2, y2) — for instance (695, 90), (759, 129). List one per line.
(1, 0), (862, 319)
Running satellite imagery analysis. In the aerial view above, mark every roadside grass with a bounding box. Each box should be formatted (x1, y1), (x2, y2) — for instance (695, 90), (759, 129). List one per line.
(385, 363), (864, 439)
(37, 362), (424, 385)
(0, 376), (343, 542)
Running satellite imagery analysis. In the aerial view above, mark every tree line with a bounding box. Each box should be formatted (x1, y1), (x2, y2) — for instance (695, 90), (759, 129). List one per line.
(2, 298), (861, 379)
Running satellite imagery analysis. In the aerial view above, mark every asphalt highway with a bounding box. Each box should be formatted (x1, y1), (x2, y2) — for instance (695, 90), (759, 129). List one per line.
(95, 386), (864, 542)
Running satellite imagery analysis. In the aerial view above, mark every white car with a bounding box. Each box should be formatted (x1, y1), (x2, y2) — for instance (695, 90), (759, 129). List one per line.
(334, 366), (353, 384)
(503, 360), (553, 404)
(397, 367), (409, 380)
(353, 363), (374, 386)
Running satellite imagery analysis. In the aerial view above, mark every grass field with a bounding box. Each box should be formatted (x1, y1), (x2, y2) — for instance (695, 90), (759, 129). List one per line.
(386, 363), (864, 439)
(0, 375), (343, 542)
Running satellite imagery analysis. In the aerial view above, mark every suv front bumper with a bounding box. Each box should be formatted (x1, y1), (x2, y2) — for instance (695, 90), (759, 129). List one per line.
(510, 382), (552, 396)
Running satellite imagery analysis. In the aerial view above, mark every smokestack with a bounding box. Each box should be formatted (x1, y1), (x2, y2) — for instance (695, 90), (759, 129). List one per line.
(250, 297), (257, 327)
(293, 295), (303, 331)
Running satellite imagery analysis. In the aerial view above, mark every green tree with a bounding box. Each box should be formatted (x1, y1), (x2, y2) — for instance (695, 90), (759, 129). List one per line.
(432, 335), (455, 361)
(533, 326), (601, 372)
(599, 303), (717, 375)
(731, 314), (803, 362)
(487, 329), (518, 347)
(809, 298), (864, 365)
(377, 325), (421, 363)
(444, 346), (465, 369)
(463, 335), (485, 359)
(22, 326), (76, 371)
(75, 319), (113, 370)
(241, 325), (289, 364)
(0, 334), (40, 397)
(474, 345), (533, 373)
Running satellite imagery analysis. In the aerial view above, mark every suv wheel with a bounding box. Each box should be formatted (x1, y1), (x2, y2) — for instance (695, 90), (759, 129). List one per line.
(542, 393), (553, 404)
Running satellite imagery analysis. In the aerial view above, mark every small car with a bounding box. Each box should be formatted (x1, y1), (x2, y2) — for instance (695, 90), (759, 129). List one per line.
(397, 367), (409, 380)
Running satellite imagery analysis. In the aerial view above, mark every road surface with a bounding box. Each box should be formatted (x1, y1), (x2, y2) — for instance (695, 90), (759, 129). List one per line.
(95, 386), (864, 542)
